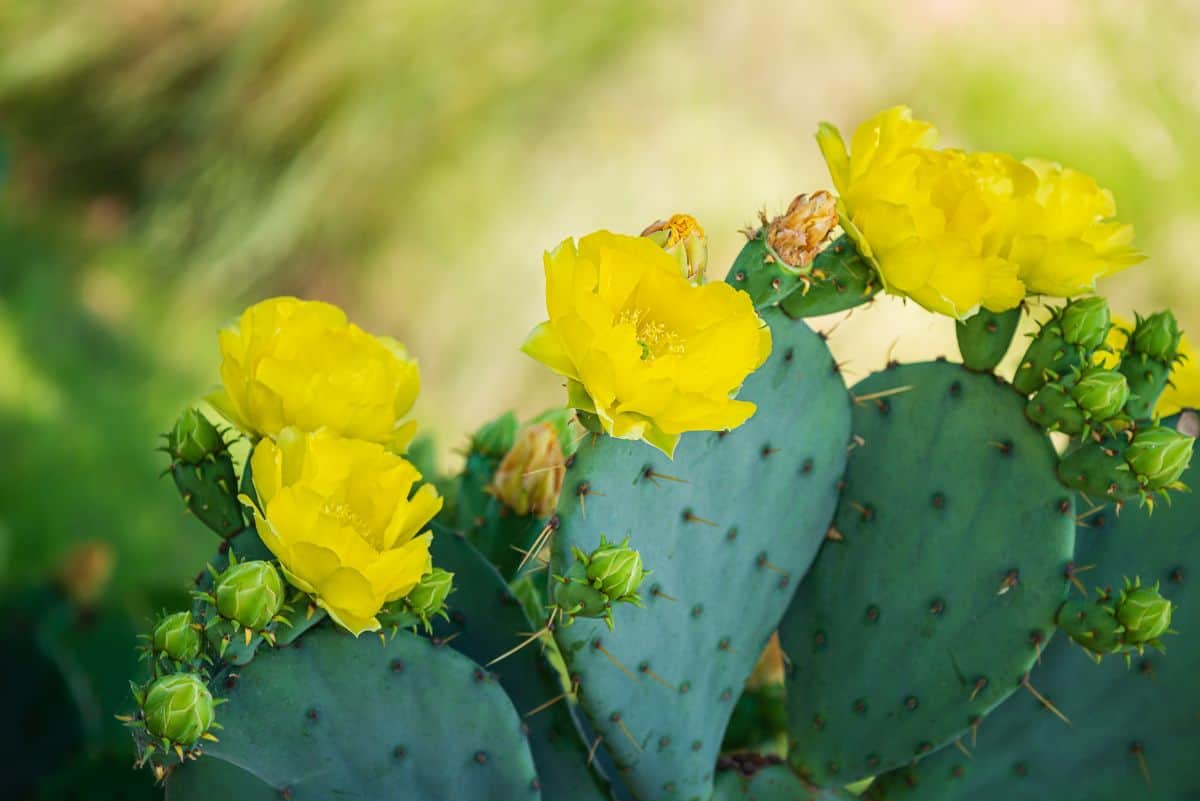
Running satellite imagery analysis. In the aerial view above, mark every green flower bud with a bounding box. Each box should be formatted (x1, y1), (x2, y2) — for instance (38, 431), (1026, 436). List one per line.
(552, 560), (610, 622)
(152, 611), (201, 663)
(1125, 426), (1195, 490)
(584, 536), (647, 602)
(214, 560), (284, 630)
(169, 409), (225, 465)
(1131, 311), (1181, 363)
(141, 673), (214, 746)
(1116, 579), (1173, 644)
(1070, 368), (1129, 422)
(1057, 600), (1124, 655)
(405, 568), (454, 620)
(1059, 297), (1111, 351)
(1025, 382), (1085, 435)
(472, 411), (519, 457)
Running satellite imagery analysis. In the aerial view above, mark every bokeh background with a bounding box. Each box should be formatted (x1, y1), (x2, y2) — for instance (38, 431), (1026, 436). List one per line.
(1, 0), (1197, 707)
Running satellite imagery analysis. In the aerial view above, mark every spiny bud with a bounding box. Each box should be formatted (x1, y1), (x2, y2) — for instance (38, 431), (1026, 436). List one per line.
(152, 611), (202, 663)
(490, 422), (565, 517)
(1059, 297), (1111, 351)
(552, 560), (611, 625)
(169, 409), (225, 465)
(1130, 311), (1181, 363)
(642, 214), (709, 283)
(472, 411), (519, 458)
(214, 560), (284, 630)
(584, 536), (647, 602)
(141, 673), (214, 747)
(56, 540), (114, 607)
(1125, 425), (1194, 490)
(765, 191), (838, 272)
(1070, 368), (1129, 423)
(405, 568), (454, 626)
(1057, 599), (1124, 655)
(1116, 578), (1173, 644)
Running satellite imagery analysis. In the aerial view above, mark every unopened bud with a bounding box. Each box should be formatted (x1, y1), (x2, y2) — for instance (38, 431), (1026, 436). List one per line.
(584, 536), (646, 602)
(1070, 368), (1129, 422)
(141, 673), (214, 746)
(214, 559), (285, 630)
(1059, 297), (1111, 351)
(1125, 425), (1194, 490)
(490, 422), (565, 518)
(152, 611), (202, 663)
(1131, 311), (1181, 363)
(642, 214), (709, 283)
(1116, 578), (1173, 644)
(405, 568), (454, 625)
(766, 191), (838, 271)
(169, 409), (225, 464)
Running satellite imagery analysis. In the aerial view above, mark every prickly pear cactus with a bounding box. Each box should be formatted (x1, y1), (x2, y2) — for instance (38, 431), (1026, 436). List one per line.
(428, 527), (612, 801)
(711, 759), (853, 801)
(165, 628), (542, 800)
(779, 361), (1075, 786)
(867, 412), (1200, 801)
(547, 305), (851, 801)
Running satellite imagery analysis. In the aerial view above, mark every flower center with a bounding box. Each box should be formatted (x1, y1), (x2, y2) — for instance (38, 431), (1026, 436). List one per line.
(323, 502), (369, 535)
(617, 308), (684, 361)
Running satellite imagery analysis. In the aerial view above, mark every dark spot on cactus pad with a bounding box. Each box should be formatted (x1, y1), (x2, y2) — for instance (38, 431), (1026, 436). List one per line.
(659, 736), (671, 748)
(801, 458), (814, 474)
(692, 740), (703, 752)
(771, 277), (782, 291)
(930, 599), (945, 616)
(917, 742), (933, 755)
(725, 527), (738, 541)
(718, 637), (731, 651)
(827, 761), (840, 775)
(576, 481), (591, 498)
(1058, 498), (1071, 514)
(784, 347), (794, 362)
(390, 659), (405, 673)
(564, 454), (575, 469)
(474, 750), (488, 764)
(691, 604), (703, 618)
(679, 681), (691, 694)
(393, 746), (406, 760)
(1170, 567), (1184, 583)
(734, 271), (746, 282)
(952, 764), (965, 778)
(1014, 761), (1028, 777)
(853, 699), (867, 715)
(867, 754), (881, 768)
(306, 708), (318, 722)
(904, 696), (919, 711)
(865, 605), (880, 624)
(932, 492), (945, 509)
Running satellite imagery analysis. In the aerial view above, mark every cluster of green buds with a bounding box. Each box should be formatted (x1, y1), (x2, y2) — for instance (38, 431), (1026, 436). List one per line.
(1057, 418), (1194, 506)
(194, 552), (289, 654)
(123, 671), (222, 777)
(642, 214), (709, 284)
(551, 536), (648, 630)
(1057, 577), (1175, 664)
(1013, 297), (1113, 395)
(1025, 365), (1131, 438)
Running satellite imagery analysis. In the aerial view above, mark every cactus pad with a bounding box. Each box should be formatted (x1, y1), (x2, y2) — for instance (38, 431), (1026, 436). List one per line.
(549, 306), (851, 801)
(779, 361), (1075, 785)
(164, 627), (540, 800)
(711, 761), (852, 801)
(867, 412), (1200, 801)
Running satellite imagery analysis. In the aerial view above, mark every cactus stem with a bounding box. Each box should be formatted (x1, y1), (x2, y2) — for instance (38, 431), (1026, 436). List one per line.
(1131, 742), (1152, 788)
(952, 738), (973, 760)
(852, 385), (915, 406)
(592, 641), (638, 682)
(1021, 675), (1070, 725)
(586, 734), (604, 765)
(611, 714), (643, 752)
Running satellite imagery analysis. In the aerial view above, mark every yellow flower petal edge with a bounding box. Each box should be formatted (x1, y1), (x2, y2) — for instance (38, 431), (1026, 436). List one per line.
(817, 106), (1143, 319)
(250, 428), (442, 636)
(208, 297), (420, 450)
(521, 230), (772, 457)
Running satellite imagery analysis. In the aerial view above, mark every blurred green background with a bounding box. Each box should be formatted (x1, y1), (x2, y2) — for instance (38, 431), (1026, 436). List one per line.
(2, 0), (1198, 606)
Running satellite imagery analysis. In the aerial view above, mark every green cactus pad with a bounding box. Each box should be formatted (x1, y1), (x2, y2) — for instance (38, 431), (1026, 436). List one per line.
(548, 306), (851, 801)
(711, 762), (852, 801)
(171, 454), (245, 539)
(164, 628), (541, 801)
(779, 361), (1075, 786)
(728, 233), (878, 315)
(956, 308), (1022, 372)
(428, 527), (612, 801)
(867, 412), (1200, 801)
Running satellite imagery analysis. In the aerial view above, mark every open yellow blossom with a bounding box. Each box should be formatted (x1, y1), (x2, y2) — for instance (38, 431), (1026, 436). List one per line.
(209, 297), (420, 450)
(250, 428), (441, 635)
(522, 231), (771, 457)
(817, 106), (1142, 319)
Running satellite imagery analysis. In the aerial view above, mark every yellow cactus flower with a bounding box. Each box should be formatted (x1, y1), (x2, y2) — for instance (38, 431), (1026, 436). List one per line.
(817, 106), (1141, 319)
(522, 231), (771, 457)
(250, 428), (441, 635)
(209, 297), (420, 450)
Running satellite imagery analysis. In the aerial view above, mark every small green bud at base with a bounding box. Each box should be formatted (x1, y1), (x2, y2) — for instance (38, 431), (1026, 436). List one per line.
(169, 409), (225, 464)
(405, 568), (455, 626)
(214, 560), (285, 630)
(552, 561), (611, 624)
(1125, 426), (1195, 490)
(141, 673), (215, 747)
(1130, 311), (1181, 363)
(1070, 368), (1129, 423)
(1059, 297), (1111, 351)
(152, 611), (201, 663)
(1056, 599), (1124, 655)
(1116, 578), (1173, 644)
(584, 535), (647, 602)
